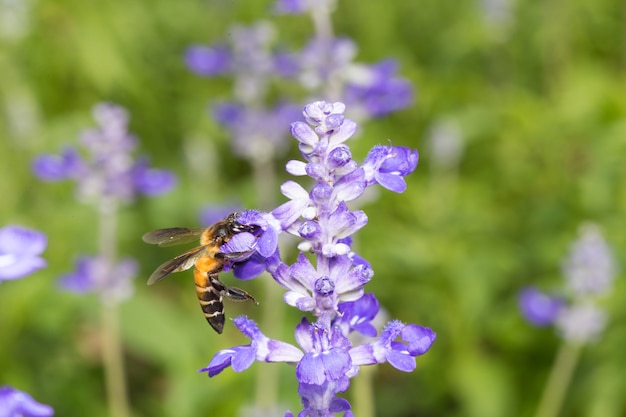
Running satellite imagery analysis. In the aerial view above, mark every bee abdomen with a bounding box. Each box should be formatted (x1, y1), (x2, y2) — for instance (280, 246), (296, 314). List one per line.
(194, 269), (225, 334)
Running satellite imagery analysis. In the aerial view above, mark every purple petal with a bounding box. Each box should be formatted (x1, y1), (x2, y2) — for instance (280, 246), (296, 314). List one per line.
(256, 227), (278, 257)
(519, 286), (564, 327)
(274, 0), (308, 14)
(32, 147), (83, 181)
(184, 45), (232, 76)
(297, 354), (326, 385)
(271, 200), (308, 230)
(290, 121), (319, 147)
(333, 168), (366, 202)
(294, 317), (314, 352)
(386, 349), (416, 372)
(200, 349), (235, 377)
(233, 255), (267, 280)
(221, 232), (257, 254)
(212, 101), (243, 128)
(0, 386), (54, 417)
(0, 226), (47, 280)
(286, 160), (307, 176)
(231, 346), (256, 372)
(375, 172), (407, 193)
(265, 339), (304, 363)
(329, 397), (351, 413)
(133, 167), (177, 196)
(402, 324), (436, 356)
(0, 225), (47, 256)
(329, 119), (357, 145)
(320, 349), (352, 380)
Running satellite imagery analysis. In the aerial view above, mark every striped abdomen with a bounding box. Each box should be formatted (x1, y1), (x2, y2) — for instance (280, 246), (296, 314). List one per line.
(194, 255), (226, 334)
(194, 268), (227, 334)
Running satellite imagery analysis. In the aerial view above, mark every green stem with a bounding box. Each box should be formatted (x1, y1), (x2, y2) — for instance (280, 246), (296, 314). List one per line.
(252, 159), (283, 412)
(101, 302), (131, 417)
(309, 1), (342, 101)
(351, 366), (376, 417)
(533, 342), (582, 417)
(98, 199), (131, 417)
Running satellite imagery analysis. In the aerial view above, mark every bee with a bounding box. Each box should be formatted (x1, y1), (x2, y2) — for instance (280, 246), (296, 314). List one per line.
(142, 212), (258, 334)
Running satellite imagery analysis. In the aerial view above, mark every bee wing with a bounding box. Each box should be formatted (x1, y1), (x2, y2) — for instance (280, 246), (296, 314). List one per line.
(146, 246), (206, 285)
(142, 227), (205, 247)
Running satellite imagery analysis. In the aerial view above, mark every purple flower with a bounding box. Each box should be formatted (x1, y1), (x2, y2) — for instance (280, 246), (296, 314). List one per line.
(212, 101), (302, 161)
(0, 386), (54, 417)
(273, 0), (308, 14)
(519, 286), (563, 327)
(201, 101), (431, 416)
(32, 103), (176, 204)
(184, 45), (232, 76)
(520, 223), (616, 344)
(220, 210), (281, 280)
(555, 304), (607, 343)
(0, 225), (47, 281)
(335, 293), (380, 337)
(298, 379), (352, 416)
(362, 144), (419, 193)
(199, 316), (303, 377)
(131, 157), (177, 196)
(349, 321), (436, 372)
(59, 256), (137, 303)
(561, 223), (616, 297)
(31, 147), (84, 181)
(344, 59), (415, 118)
(294, 320), (353, 385)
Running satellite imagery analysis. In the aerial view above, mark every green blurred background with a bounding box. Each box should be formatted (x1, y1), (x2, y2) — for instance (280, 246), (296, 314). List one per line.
(1, 0), (625, 416)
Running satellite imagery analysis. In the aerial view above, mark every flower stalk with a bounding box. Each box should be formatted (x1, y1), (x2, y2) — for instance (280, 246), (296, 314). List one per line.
(199, 101), (435, 416)
(533, 342), (582, 417)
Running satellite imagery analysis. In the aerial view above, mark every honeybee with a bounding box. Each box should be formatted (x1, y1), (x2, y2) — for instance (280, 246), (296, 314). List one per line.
(142, 212), (259, 334)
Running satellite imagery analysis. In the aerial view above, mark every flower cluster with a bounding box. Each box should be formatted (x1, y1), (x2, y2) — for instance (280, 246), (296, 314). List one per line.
(32, 103), (177, 302)
(32, 103), (176, 204)
(199, 101), (435, 416)
(0, 225), (47, 282)
(185, 21), (301, 161)
(520, 223), (616, 343)
(58, 256), (138, 305)
(185, 15), (414, 164)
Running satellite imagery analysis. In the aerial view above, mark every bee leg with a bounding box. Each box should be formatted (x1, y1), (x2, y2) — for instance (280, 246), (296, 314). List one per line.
(209, 276), (259, 305)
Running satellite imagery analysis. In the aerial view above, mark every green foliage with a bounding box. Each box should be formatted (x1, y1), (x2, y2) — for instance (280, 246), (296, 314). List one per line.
(1, 0), (625, 416)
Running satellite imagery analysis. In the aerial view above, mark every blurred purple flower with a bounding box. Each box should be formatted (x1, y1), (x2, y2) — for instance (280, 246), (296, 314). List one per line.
(519, 287), (563, 327)
(212, 101), (301, 161)
(273, 0), (308, 14)
(555, 304), (607, 343)
(184, 45), (232, 76)
(59, 255), (138, 304)
(427, 118), (465, 170)
(561, 223), (616, 297)
(344, 59), (414, 118)
(521, 223), (616, 344)
(0, 386), (54, 417)
(31, 147), (84, 181)
(32, 103), (176, 204)
(0, 225), (47, 282)
(199, 204), (243, 227)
